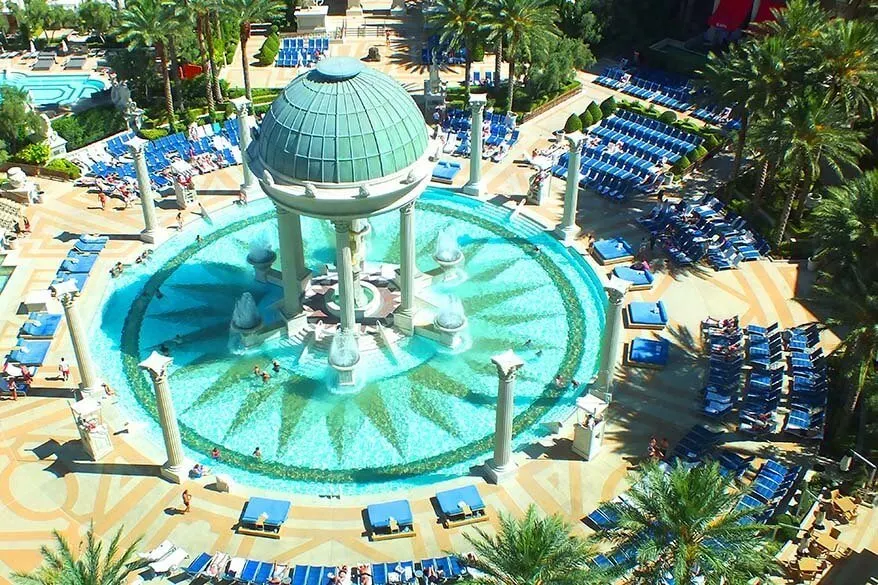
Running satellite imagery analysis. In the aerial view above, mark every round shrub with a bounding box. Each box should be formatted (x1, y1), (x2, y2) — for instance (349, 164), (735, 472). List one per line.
(564, 113), (583, 133)
(705, 134), (721, 149)
(587, 101), (602, 122)
(659, 110), (677, 124)
(140, 128), (170, 141)
(579, 110), (594, 128)
(44, 158), (82, 179)
(692, 145), (708, 160)
(600, 96), (617, 117)
(672, 155), (691, 174)
(257, 33), (280, 66)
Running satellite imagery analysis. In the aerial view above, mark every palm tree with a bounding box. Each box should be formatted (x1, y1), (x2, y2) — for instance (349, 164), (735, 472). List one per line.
(428, 0), (485, 89)
(203, 0), (224, 103)
(488, 0), (556, 113)
(462, 504), (606, 585)
(190, 0), (216, 115)
(220, 0), (283, 101)
(12, 524), (142, 585)
(810, 171), (878, 270)
(817, 18), (878, 120)
(771, 92), (866, 246)
(483, 0), (506, 87)
(599, 461), (779, 584)
(116, 0), (177, 128)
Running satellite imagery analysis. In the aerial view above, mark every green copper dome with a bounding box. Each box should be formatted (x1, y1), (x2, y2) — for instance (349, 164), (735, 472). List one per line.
(252, 57), (429, 184)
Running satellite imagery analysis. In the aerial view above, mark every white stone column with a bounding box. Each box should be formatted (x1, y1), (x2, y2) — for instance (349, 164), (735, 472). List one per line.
(333, 220), (356, 334)
(594, 276), (631, 402)
(463, 93), (488, 197)
(395, 202), (416, 334)
(58, 288), (99, 398)
(276, 207), (305, 317)
(484, 349), (524, 484)
(127, 137), (158, 244)
(390, 0), (405, 15)
(350, 219), (369, 309)
(139, 351), (187, 483)
(231, 97), (259, 198)
(555, 131), (586, 244)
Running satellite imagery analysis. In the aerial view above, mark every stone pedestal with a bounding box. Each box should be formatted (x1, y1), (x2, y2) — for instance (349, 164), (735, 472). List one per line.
(570, 394), (608, 461)
(484, 350), (524, 484)
(231, 98), (260, 199)
(554, 132), (586, 244)
(139, 352), (188, 483)
(463, 94), (488, 197)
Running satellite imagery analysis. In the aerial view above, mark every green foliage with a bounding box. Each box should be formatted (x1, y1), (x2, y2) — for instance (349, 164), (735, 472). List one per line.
(564, 113), (582, 133)
(599, 462), (781, 583)
(51, 106), (126, 151)
(578, 110), (593, 128)
(523, 37), (594, 105)
(692, 145), (708, 160)
(586, 100), (602, 122)
(471, 43), (485, 62)
(659, 110), (677, 124)
(705, 133), (721, 149)
(0, 86), (45, 153)
(76, 0), (115, 36)
(600, 96), (617, 117)
(253, 103), (272, 116)
(463, 504), (605, 585)
(11, 523), (142, 585)
(140, 128), (169, 140)
(257, 32), (280, 66)
(672, 155), (691, 174)
(44, 158), (82, 178)
(555, 0), (602, 46)
(12, 142), (50, 165)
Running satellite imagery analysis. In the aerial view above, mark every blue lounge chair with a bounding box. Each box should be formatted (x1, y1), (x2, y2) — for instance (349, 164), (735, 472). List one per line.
(254, 562), (275, 584)
(20, 312), (62, 338)
(627, 337), (669, 368)
(8, 338), (51, 366)
(592, 237), (635, 265)
(612, 265), (654, 290)
(237, 497), (291, 538)
(60, 252), (98, 274)
(184, 552), (212, 577)
(291, 565), (308, 585)
(53, 271), (88, 293)
(371, 563), (388, 585)
(74, 240), (106, 253)
(366, 499), (415, 540)
(435, 485), (487, 527)
(240, 559), (261, 583)
(431, 160), (461, 184)
(626, 301), (669, 330)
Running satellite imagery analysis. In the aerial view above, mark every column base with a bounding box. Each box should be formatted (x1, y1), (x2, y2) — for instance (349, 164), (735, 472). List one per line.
(483, 458), (517, 484)
(462, 181), (484, 197)
(240, 181), (262, 201)
(390, 7), (406, 15)
(159, 460), (192, 484)
(346, 7), (363, 17)
(140, 229), (156, 244)
(394, 309), (414, 335)
(78, 383), (100, 401)
(554, 223), (579, 245)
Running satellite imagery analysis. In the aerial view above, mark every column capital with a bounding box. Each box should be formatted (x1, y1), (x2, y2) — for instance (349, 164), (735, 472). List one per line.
(333, 219), (352, 234)
(139, 351), (173, 381)
(230, 96), (252, 115)
(492, 350), (524, 381)
(126, 136), (149, 156)
(564, 131), (586, 151)
(604, 275), (631, 305)
(468, 93), (488, 114)
(400, 201), (415, 216)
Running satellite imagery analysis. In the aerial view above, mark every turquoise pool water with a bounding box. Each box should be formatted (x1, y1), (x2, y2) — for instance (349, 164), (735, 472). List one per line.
(93, 189), (606, 494)
(0, 71), (106, 106)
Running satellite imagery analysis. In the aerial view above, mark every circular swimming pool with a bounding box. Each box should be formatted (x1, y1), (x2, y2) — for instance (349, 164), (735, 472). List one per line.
(94, 189), (606, 493)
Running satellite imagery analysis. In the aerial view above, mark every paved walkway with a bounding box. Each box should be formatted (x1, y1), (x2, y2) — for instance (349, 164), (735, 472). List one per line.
(1, 47), (872, 585)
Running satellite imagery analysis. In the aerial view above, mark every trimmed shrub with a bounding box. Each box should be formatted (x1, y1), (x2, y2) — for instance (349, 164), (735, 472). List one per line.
(659, 110), (677, 124)
(600, 96), (617, 117)
(257, 33), (281, 66)
(692, 145), (708, 160)
(12, 143), (50, 165)
(672, 155), (691, 174)
(253, 103), (272, 116)
(579, 110), (594, 128)
(564, 113), (583, 133)
(587, 101), (602, 122)
(140, 128), (169, 141)
(44, 158), (82, 178)
(705, 134), (721, 149)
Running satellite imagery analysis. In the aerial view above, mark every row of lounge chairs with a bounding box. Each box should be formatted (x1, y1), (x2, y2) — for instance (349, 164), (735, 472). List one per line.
(736, 459), (803, 523)
(701, 316), (744, 417)
(595, 65), (694, 112)
(783, 325), (828, 439)
(3, 235), (108, 381)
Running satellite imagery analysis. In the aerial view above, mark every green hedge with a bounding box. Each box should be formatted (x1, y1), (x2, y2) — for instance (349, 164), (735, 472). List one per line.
(579, 110), (593, 128)
(600, 96), (617, 117)
(257, 33), (280, 66)
(672, 155), (691, 174)
(659, 110), (677, 124)
(44, 158), (82, 179)
(587, 101), (602, 122)
(12, 143), (50, 165)
(564, 113), (583, 133)
(140, 128), (169, 141)
(51, 106), (127, 151)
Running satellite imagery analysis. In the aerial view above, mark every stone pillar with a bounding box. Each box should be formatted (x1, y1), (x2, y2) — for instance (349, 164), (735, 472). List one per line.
(463, 93), (488, 197)
(594, 276), (631, 402)
(390, 0), (406, 15)
(276, 208), (305, 317)
(395, 202), (416, 334)
(59, 291), (99, 398)
(555, 131), (586, 244)
(333, 220), (356, 334)
(127, 137), (158, 244)
(139, 351), (187, 483)
(484, 350), (524, 484)
(231, 97), (258, 198)
(346, 0), (363, 16)
(350, 219), (370, 309)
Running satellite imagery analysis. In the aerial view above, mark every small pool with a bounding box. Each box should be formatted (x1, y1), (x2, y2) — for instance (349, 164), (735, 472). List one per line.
(0, 265), (12, 295)
(94, 189), (606, 494)
(0, 71), (106, 106)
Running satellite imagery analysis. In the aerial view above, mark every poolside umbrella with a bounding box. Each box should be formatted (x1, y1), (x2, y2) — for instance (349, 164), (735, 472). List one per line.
(29, 40), (35, 53)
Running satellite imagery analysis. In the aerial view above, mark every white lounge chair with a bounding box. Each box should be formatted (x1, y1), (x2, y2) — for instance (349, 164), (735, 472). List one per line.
(138, 539), (174, 562)
(149, 548), (187, 574)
